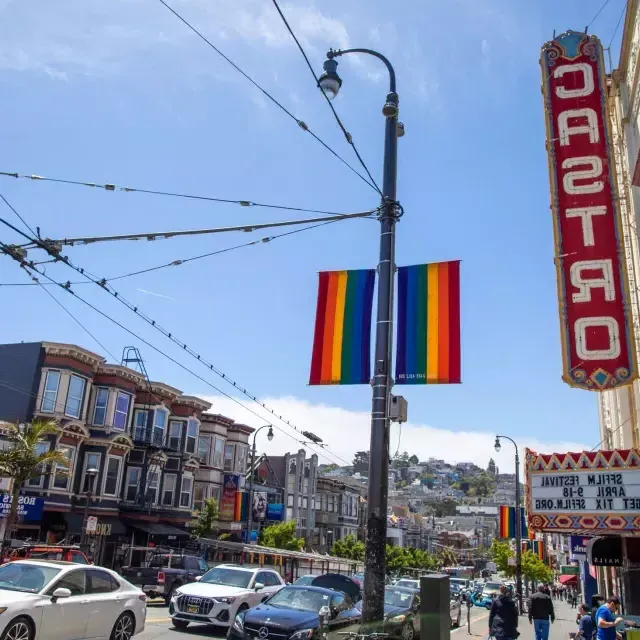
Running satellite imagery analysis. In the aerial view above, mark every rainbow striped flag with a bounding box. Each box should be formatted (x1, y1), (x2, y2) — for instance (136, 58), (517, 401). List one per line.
(522, 540), (546, 560)
(395, 261), (461, 384)
(309, 269), (375, 385)
(498, 505), (528, 539)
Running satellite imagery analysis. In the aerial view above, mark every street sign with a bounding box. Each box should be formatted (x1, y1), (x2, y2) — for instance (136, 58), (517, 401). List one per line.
(570, 535), (590, 560)
(86, 516), (98, 533)
(561, 565), (580, 575)
(0, 495), (44, 522)
(508, 557), (516, 566)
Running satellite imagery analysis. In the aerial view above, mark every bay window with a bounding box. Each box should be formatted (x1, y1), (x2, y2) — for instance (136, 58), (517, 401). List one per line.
(53, 446), (74, 490)
(236, 445), (248, 474)
(213, 437), (225, 468)
(152, 409), (167, 446)
(194, 483), (206, 511)
(103, 456), (122, 497)
(168, 421), (182, 450)
(125, 467), (140, 501)
(133, 410), (148, 441)
(27, 442), (51, 488)
(162, 474), (176, 506)
(40, 370), (60, 413)
(113, 392), (130, 430)
(65, 375), (86, 419)
(224, 444), (235, 472)
(92, 388), (109, 426)
(198, 435), (212, 465)
(82, 452), (101, 493)
(146, 471), (159, 504)
(185, 419), (198, 455)
(180, 476), (193, 508)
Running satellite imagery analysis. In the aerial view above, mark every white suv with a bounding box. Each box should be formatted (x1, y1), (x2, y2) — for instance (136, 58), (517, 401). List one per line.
(169, 564), (284, 630)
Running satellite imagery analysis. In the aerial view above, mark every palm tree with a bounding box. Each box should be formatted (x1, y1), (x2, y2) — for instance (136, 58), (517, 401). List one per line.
(0, 420), (71, 537)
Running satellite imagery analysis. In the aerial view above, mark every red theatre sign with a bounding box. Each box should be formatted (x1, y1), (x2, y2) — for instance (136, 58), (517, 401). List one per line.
(541, 30), (637, 391)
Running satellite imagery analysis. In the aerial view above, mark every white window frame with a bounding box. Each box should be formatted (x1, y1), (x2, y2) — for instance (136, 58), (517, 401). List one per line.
(198, 434), (212, 465)
(193, 482), (206, 512)
(102, 455), (122, 497)
(27, 441), (51, 488)
(133, 409), (148, 441)
(224, 444), (235, 472)
(81, 452), (102, 494)
(162, 474), (176, 506)
(125, 467), (141, 502)
(146, 470), (159, 505)
(213, 437), (225, 469)
(236, 445), (248, 474)
(168, 421), (182, 450)
(152, 409), (167, 446)
(113, 392), (131, 430)
(185, 419), (198, 455)
(52, 446), (75, 491)
(40, 370), (61, 413)
(64, 374), (86, 419)
(180, 476), (193, 508)
(92, 387), (109, 426)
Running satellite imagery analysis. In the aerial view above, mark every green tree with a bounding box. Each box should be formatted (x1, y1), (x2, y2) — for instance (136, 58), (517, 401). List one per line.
(391, 452), (411, 469)
(436, 548), (458, 568)
(489, 540), (515, 578)
(258, 519), (305, 551)
(522, 551), (553, 584)
(0, 420), (70, 536)
(352, 451), (370, 475)
(191, 498), (219, 538)
(408, 455), (419, 465)
(331, 534), (365, 561)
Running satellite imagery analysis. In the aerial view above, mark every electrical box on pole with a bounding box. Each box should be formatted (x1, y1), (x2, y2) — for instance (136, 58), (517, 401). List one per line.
(389, 395), (407, 423)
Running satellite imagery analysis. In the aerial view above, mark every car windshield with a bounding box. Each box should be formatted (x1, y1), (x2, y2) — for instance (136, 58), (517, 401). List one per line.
(200, 567), (252, 588)
(267, 587), (331, 612)
(484, 582), (502, 591)
(385, 589), (415, 608)
(0, 563), (61, 593)
(294, 575), (317, 586)
(394, 579), (418, 589)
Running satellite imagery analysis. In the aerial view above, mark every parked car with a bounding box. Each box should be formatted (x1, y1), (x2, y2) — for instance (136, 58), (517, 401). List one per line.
(1, 543), (89, 565)
(229, 574), (362, 640)
(120, 548), (209, 604)
(0, 559), (146, 640)
(169, 564), (285, 630)
(393, 578), (419, 590)
(482, 581), (504, 598)
(294, 574), (322, 586)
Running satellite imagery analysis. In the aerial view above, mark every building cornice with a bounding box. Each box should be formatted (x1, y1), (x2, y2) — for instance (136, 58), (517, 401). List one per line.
(96, 364), (144, 386)
(174, 395), (212, 412)
(228, 423), (254, 435)
(42, 342), (105, 369)
(147, 381), (182, 400)
(201, 413), (235, 427)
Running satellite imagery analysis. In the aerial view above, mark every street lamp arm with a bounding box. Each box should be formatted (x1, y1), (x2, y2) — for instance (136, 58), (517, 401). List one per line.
(327, 48), (396, 93)
(252, 424), (271, 446)
(496, 434), (519, 455)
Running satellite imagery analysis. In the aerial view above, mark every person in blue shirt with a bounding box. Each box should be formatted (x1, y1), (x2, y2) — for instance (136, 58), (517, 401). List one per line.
(596, 597), (624, 640)
(576, 603), (595, 640)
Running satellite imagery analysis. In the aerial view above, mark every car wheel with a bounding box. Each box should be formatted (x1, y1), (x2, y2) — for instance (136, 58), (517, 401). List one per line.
(402, 623), (414, 640)
(111, 613), (135, 640)
(1, 618), (33, 640)
(172, 620), (190, 629)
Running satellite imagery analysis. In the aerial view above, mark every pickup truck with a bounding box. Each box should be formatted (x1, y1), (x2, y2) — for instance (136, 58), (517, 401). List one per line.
(120, 549), (209, 604)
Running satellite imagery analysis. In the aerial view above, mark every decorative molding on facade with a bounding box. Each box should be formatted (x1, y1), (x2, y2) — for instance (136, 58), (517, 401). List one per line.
(42, 342), (105, 369)
(96, 364), (144, 386)
(229, 423), (254, 436)
(147, 381), (182, 401)
(175, 395), (212, 412)
(202, 413), (235, 427)
(57, 421), (89, 441)
(183, 456), (201, 471)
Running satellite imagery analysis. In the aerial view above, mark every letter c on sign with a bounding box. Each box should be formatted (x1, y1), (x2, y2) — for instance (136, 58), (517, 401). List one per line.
(554, 63), (594, 99)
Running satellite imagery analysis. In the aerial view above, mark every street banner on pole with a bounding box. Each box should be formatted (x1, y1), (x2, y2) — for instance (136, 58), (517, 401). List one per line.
(540, 31), (637, 390)
(395, 261), (461, 385)
(309, 269), (375, 385)
(498, 505), (528, 539)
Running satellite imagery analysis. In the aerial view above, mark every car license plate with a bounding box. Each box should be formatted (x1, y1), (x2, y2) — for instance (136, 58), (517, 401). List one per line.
(188, 605), (199, 613)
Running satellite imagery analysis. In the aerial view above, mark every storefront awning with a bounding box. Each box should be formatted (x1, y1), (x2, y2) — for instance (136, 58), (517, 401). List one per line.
(558, 574), (578, 585)
(66, 513), (127, 536)
(128, 522), (190, 537)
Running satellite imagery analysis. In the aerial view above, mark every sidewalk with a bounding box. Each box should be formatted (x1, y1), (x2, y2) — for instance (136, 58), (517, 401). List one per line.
(461, 598), (579, 640)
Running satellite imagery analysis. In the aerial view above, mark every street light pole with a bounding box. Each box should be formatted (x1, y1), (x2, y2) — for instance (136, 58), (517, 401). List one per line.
(320, 48), (400, 624)
(79, 468), (98, 550)
(246, 426), (274, 544)
(495, 436), (523, 614)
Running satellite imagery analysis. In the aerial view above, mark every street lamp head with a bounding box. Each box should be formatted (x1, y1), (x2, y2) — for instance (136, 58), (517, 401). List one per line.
(494, 436), (501, 453)
(86, 467), (98, 477)
(267, 426), (274, 442)
(318, 58), (342, 100)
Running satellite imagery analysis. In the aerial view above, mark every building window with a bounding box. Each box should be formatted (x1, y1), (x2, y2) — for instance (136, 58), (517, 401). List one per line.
(125, 467), (140, 502)
(194, 483), (206, 512)
(65, 375), (86, 419)
(82, 452), (102, 494)
(92, 388), (109, 426)
(113, 392), (130, 430)
(210, 485), (221, 503)
(41, 370), (61, 413)
(146, 471), (159, 504)
(168, 421), (182, 450)
(236, 445), (247, 474)
(133, 410), (148, 441)
(180, 476), (193, 508)
(27, 442), (51, 488)
(198, 435), (212, 465)
(103, 456), (121, 497)
(152, 409), (167, 446)
(224, 444), (235, 472)
(213, 437), (225, 468)
(185, 419), (198, 455)
(162, 474), (176, 506)
(53, 446), (74, 490)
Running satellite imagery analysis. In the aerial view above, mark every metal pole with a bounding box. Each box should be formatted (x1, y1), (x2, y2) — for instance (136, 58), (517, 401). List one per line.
(246, 435), (257, 544)
(80, 487), (92, 547)
(515, 446), (523, 615)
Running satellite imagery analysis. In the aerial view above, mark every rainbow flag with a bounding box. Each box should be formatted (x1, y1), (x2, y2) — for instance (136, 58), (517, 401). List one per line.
(498, 505), (528, 539)
(395, 261), (461, 384)
(522, 540), (546, 560)
(309, 269), (375, 385)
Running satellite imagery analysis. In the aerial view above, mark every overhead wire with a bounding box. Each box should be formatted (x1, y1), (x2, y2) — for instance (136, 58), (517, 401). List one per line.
(0, 197), (353, 466)
(0, 170), (369, 218)
(270, 0), (383, 196)
(608, 0), (628, 47)
(587, 0), (611, 28)
(154, 0), (378, 193)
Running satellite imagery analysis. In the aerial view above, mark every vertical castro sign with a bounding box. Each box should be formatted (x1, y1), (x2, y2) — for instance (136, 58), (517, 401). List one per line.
(541, 31), (637, 390)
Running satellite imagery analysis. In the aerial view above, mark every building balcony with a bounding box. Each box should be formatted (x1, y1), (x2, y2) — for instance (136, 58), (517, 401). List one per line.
(132, 428), (181, 452)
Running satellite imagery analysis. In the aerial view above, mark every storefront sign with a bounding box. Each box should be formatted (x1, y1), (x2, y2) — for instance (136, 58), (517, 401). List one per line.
(266, 503), (284, 521)
(0, 495), (44, 522)
(587, 536), (623, 566)
(527, 448), (640, 533)
(540, 30), (637, 390)
(220, 474), (239, 521)
(570, 535), (590, 560)
(95, 523), (112, 536)
(561, 565), (580, 575)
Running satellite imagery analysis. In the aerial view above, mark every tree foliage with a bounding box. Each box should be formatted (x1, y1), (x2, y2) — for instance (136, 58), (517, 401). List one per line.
(0, 420), (70, 536)
(488, 540), (554, 584)
(452, 470), (496, 497)
(386, 545), (437, 572)
(331, 534), (365, 561)
(489, 540), (515, 578)
(391, 452), (411, 469)
(352, 451), (370, 475)
(191, 498), (219, 538)
(409, 455), (419, 465)
(258, 519), (305, 551)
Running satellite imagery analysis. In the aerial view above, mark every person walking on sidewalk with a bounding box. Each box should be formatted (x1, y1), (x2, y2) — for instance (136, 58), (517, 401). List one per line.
(576, 603), (595, 640)
(596, 597), (624, 640)
(489, 585), (519, 640)
(529, 584), (555, 640)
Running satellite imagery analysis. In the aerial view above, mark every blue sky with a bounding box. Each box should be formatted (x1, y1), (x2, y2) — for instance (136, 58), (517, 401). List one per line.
(0, 0), (629, 467)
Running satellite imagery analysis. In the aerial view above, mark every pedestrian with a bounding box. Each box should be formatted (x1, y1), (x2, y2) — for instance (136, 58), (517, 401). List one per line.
(576, 603), (595, 640)
(596, 597), (624, 640)
(592, 595), (606, 629)
(570, 591), (578, 608)
(529, 584), (555, 640)
(489, 585), (519, 640)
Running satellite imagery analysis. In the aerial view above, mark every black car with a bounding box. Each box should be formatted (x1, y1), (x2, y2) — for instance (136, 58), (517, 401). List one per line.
(228, 574), (361, 640)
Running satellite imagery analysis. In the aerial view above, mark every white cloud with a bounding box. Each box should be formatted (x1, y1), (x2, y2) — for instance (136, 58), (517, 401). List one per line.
(196, 395), (589, 472)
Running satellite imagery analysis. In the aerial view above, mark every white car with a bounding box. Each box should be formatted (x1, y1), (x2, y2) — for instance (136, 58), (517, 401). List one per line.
(169, 564), (285, 629)
(0, 559), (146, 640)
